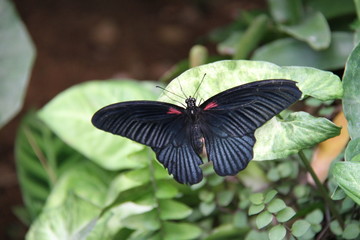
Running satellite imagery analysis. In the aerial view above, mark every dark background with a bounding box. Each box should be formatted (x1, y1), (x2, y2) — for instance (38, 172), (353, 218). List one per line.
(0, 0), (264, 238)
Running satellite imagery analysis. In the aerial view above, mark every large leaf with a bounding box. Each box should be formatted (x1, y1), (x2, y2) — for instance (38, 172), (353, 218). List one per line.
(333, 162), (360, 205)
(278, 12), (331, 50)
(26, 193), (102, 240)
(343, 41), (360, 140)
(159, 60), (342, 160)
(252, 32), (354, 70)
(15, 112), (84, 221)
(307, 0), (355, 19)
(38, 80), (161, 170)
(0, 0), (35, 128)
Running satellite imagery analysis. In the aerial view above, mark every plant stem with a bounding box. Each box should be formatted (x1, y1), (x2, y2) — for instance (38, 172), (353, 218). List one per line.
(298, 150), (344, 228)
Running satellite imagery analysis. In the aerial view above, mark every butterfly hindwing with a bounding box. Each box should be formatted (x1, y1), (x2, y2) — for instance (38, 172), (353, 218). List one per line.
(92, 101), (203, 184)
(199, 79), (301, 176)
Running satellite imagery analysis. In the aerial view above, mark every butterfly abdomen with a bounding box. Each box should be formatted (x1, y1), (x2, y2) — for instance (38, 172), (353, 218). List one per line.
(191, 123), (204, 155)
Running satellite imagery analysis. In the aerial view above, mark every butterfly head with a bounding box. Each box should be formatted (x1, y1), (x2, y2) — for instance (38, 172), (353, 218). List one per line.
(185, 97), (197, 108)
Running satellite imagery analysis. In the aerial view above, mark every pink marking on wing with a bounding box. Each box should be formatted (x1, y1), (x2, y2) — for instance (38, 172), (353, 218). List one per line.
(167, 107), (182, 114)
(204, 101), (218, 110)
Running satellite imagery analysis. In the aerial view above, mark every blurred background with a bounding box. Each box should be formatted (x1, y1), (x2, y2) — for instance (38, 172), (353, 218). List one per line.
(0, 0), (264, 239)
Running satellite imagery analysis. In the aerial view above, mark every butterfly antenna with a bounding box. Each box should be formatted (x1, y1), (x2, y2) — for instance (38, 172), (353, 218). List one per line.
(177, 79), (188, 99)
(156, 86), (186, 107)
(193, 73), (207, 99)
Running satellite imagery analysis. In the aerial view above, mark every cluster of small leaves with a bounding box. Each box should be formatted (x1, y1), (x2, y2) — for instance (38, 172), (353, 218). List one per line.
(246, 189), (326, 240)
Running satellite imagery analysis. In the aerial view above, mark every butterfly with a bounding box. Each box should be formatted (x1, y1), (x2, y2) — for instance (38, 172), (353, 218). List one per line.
(92, 79), (302, 185)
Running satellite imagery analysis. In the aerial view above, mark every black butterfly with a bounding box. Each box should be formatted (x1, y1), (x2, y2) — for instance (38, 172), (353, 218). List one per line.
(92, 79), (302, 185)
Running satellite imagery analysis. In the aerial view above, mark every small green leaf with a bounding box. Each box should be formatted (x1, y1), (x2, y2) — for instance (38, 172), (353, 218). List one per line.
(276, 207), (296, 222)
(291, 220), (311, 237)
(342, 222), (360, 239)
(245, 230), (269, 240)
(293, 185), (309, 198)
(267, 168), (280, 181)
(155, 181), (178, 199)
(234, 211), (248, 228)
(267, 198), (287, 214)
(199, 190), (215, 202)
(332, 162), (360, 205)
(199, 202), (216, 216)
(264, 190), (278, 203)
(163, 222), (202, 240)
(217, 190), (235, 206)
(305, 209), (323, 224)
(122, 210), (160, 231)
(249, 193), (264, 205)
(159, 199), (192, 220)
(330, 220), (343, 235)
(248, 203), (265, 216)
(277, 162), (293, 178)
(269, 225), (286, 240)
(256, 211), (273, 229)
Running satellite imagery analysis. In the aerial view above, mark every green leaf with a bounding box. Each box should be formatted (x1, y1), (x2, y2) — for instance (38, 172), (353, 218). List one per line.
(0, 0), (35, 128)
(291, 220), (311, 237)
(233, 211), (248, 228)
(342, 222), (360, 239)
(159, 199), (192, 220)
(217, 190), (235, 206)
(15, 112), (83, 220)
(278, 12), (331, 50)
(163, 222), (202, 240)
(38, 80), (161, 170)
(252, 32), (354, 70)
(254, 112), (341, 160)
(345, 138), (360, 161)
(256, 211), (273, 229)
(199, 190), (215, 202)
(307, 0), (355, 19)
(305, 209), (323, 225)
(267, 198), (286, 213)
(249, 193), (264, 205)
(343, 41), (360, 139)
(155, 180), (179, 199)
(245, 230), (269, 240)
(26, 194), (101, 240)
(333, 162), (360, 205)
(264, 190), (278, 204)
(330, 220), (343, 235)
(268, 0), (303, 24)
(248, 203), (265, 216)
(276, 207), (296, 222)
(199, 202), (216, 216)
(269, 225), (286, 240)
(122, 210), (160, 231)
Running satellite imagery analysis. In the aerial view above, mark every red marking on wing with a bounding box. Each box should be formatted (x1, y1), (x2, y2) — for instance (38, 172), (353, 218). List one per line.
(167, 107), (182, 114)
(204, 101), (218, 110)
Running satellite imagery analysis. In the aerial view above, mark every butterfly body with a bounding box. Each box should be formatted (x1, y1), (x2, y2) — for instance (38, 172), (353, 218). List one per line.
(92, 79), (302, 185)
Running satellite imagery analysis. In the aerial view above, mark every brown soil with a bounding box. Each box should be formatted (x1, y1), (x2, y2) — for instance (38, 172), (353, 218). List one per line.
(0, 0), (264, 239)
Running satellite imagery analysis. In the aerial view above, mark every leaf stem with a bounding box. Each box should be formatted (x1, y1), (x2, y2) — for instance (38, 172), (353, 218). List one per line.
(297, 150), (344, 228)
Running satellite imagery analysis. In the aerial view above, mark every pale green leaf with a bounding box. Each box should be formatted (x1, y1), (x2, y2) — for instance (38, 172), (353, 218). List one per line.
(291, 220), (311, 237)
(0, 0), (35, 128)
(332, 162), (360, 205)
(256, 211), (273, 229)
(343, 41), (360, 139)
(38, 80), (160, 170)
(267, 198), (286, 213)
(249, 193), (264, 205)
(269, 225), (286, 240)
(163, 222), (202, 240)
(276, 207), (296, 222)
(159, 199), (192, 220)
(248, 203), (265, 216)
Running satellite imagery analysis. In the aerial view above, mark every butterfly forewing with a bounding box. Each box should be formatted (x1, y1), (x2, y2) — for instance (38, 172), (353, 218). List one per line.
(199, 80), (301, 176)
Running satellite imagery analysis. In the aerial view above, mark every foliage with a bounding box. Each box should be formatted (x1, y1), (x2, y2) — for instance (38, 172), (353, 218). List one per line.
(8, 0), (360, 239)
(0, 0), (35, 129)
